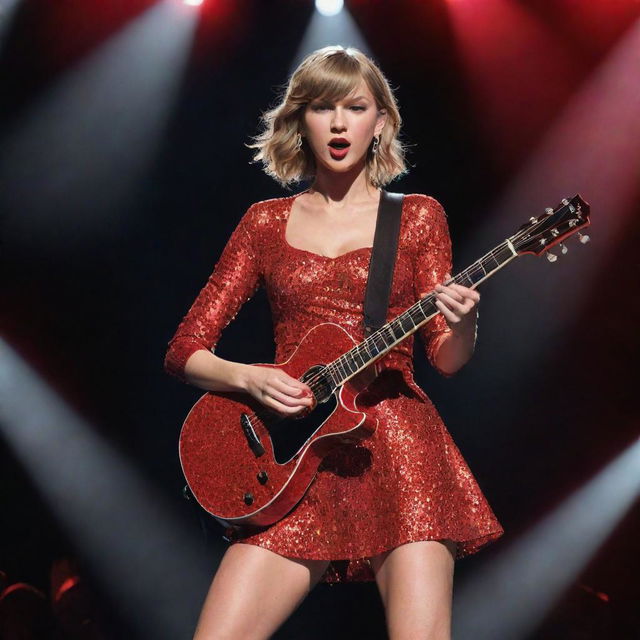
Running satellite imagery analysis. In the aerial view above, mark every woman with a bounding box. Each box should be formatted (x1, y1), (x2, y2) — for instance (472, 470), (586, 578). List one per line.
(165, 46), (503, 640)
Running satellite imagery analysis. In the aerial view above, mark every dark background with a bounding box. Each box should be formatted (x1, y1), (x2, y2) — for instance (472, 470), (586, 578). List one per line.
(1, 1), (639, 638)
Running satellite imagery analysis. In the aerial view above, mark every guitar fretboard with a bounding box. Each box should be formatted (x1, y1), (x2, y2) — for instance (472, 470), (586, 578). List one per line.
(325, 239), (518, 387)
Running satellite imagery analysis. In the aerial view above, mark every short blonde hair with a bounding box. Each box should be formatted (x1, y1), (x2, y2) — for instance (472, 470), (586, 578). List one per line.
(249, 46), (407, 188)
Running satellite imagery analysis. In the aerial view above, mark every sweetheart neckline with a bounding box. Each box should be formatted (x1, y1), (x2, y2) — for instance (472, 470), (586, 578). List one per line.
(281, 191), (375, 261)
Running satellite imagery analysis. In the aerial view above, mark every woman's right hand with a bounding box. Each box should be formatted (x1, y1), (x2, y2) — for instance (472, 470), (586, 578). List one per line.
(243, 365), (314, 416)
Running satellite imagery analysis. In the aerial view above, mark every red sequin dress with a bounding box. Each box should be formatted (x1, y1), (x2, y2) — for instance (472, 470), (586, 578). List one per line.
(165, 192), (503, 582)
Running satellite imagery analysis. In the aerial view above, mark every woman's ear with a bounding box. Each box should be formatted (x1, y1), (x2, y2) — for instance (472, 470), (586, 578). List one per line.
(375, 109), (387, 136)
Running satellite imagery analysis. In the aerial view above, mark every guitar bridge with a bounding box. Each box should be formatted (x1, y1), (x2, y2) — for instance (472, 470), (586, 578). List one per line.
(240, 413), (265, 457)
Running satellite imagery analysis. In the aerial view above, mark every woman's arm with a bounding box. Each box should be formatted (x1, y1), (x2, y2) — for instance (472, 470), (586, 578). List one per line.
(432, 275), (479, 375)
(413, 195), (479, 377)
(182, 349), (251, 393)
(182, 350), (313, 415)
(165, 203), (312, 414)
(164, 204), (263, 382)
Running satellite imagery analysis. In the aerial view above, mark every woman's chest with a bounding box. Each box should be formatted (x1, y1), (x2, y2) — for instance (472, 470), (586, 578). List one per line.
(285, 205), (379, 260)
(265, 243), (416, 313)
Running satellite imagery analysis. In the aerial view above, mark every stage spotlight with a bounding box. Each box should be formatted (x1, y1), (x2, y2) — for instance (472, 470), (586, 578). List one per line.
(316, 0), (344, 18)
(0, 0), (22, 49)
(0, 0), (198, 252)
(184, 0), (204, 6)
(293, 0), (369, 71)
(453, 437), (640, 639)
(0, 340), (212, 639)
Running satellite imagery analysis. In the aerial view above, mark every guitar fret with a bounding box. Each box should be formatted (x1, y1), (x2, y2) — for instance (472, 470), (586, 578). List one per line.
(486, 252), (500, 269)
(400, 314), (414, 332)
(456, 271), (475, 287)
(412, 305), (427, 322)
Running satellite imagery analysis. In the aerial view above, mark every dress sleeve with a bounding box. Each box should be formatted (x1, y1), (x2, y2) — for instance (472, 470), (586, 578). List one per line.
(164, 203), (263, 381)
(412, 196), (453, 376)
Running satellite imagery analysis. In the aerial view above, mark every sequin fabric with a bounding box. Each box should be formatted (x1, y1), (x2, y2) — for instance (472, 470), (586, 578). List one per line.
(165, 192), (504, 582)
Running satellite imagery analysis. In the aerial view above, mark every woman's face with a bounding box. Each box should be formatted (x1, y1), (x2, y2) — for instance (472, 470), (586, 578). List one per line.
(302, 78), (386, 176)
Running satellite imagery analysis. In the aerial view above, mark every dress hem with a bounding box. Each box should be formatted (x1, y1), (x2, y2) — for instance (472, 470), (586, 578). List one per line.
(231, 525), (504, 583)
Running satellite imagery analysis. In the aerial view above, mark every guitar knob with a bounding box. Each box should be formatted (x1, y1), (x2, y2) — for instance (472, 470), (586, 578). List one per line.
(257, 470), (268, 485)
(560, 243), (568, 255)
(546, 252), (558, 262)
(243, 492), (254, 506)
(578, 232), (590, 244)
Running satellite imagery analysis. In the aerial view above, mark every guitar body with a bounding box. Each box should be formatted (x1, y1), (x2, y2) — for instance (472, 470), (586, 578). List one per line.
(179, 323), (378, 528)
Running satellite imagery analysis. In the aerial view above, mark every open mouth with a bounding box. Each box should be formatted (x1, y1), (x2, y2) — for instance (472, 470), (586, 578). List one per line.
(328, 139), (350, 159)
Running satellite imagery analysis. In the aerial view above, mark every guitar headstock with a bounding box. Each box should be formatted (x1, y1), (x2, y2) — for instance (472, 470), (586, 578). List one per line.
(510, 195), (591, 261)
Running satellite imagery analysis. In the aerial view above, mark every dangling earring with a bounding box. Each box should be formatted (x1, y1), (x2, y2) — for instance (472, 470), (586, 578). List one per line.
(371, 135), (380, 155)
(295, 132), (303, 151)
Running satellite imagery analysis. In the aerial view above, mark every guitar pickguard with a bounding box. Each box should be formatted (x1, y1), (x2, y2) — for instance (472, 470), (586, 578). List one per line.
(266, 393), (339, 465)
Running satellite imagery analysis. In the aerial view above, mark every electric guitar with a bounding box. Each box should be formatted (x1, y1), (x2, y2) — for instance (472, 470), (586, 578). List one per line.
(179, 195), (591, 529)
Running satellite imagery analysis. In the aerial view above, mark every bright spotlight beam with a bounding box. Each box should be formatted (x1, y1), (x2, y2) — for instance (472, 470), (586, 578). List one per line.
(453, 17), (640, 403)
(453, 437), (640, 640)
(0, 1), (198, 252)
(0, 0), (22, 50)
(0, 339), (213, 638)
(292, 3), (370, 72)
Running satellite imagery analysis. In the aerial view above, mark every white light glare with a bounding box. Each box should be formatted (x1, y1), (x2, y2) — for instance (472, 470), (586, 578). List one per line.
(316, 0), (344, 18)
(184, 0), (203, 6)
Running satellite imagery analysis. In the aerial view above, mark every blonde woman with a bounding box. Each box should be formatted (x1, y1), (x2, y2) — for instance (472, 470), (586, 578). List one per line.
(165, 46), (503, 640)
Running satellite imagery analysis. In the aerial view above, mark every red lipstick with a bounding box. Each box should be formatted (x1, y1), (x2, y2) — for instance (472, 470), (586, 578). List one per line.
(328, 137), (350, 160)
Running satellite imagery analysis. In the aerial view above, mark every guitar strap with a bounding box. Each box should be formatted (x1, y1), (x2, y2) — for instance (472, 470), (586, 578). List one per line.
(363, 190), (405, 337)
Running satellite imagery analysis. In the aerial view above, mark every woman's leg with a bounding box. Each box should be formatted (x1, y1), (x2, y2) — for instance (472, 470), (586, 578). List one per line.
(370, 540), (457, 640)
(193, 543), (329, 640)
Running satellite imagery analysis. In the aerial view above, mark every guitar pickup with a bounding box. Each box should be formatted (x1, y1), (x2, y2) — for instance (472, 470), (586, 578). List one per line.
(240, 413), (265, 458)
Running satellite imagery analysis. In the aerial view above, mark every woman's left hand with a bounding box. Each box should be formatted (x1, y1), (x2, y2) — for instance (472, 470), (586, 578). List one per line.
(433, 273), (480, 334)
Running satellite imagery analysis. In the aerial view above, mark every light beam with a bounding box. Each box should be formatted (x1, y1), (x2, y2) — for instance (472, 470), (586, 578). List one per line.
(0, 340), (213, 638)
(453, 437), (640, 640)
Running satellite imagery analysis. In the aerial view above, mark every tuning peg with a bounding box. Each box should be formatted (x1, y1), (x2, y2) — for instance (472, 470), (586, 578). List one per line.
(578, 232), (590, 244)
(546, 252), (558, 262)
(560, 243), (568, 255)
(545, 207), (554, 215)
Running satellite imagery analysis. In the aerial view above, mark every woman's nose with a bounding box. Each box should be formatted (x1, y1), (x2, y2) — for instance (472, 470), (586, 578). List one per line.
(331, 107), (346, 131)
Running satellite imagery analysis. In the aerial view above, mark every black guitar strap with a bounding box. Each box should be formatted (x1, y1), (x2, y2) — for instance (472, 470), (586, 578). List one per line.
(363, 190), (404, 337)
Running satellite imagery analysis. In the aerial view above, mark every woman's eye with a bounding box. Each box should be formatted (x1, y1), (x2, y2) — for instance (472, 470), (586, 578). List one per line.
(312, 105), (331, 111)
(350, 106), (366, 111)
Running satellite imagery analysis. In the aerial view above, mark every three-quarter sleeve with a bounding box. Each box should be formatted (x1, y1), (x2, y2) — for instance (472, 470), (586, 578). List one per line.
(412, 196), (453, 375)
(164, 203), (263, 381)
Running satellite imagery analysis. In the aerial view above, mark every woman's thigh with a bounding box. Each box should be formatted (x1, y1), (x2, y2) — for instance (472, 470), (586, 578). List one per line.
(370, 540), (457, 640)
(194, 543), (329, 640)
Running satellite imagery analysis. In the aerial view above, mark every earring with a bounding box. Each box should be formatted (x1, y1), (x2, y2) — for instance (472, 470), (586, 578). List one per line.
(295, 132), (303, 151)
(371, 135), (380, 155)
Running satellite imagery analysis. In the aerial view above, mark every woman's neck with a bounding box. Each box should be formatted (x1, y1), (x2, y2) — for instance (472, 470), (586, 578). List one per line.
(308, 163), (378, 208)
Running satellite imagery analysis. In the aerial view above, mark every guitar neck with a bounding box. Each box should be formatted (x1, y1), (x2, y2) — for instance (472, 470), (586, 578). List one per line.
(325, 239), (519, 387)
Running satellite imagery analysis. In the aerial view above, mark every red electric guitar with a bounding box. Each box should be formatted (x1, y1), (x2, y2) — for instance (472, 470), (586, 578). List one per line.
(179, 195), (591, 529)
